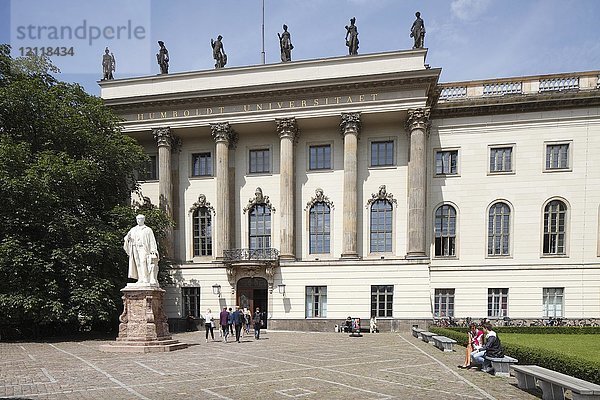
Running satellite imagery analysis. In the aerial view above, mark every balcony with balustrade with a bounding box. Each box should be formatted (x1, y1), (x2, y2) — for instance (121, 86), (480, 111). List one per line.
(222, 248), (280, 293)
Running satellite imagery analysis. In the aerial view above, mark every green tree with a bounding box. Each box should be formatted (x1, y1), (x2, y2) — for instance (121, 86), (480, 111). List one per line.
(0, 45), (172, 337)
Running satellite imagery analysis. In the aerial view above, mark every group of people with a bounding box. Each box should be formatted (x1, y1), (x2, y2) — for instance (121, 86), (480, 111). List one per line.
(459, 322), (504, 373)
(202, 306), (264, 343)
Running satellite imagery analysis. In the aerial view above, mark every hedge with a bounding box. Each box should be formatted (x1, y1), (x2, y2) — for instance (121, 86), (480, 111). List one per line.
(433, 326), (600, 335)
(429, 327), (600, 385)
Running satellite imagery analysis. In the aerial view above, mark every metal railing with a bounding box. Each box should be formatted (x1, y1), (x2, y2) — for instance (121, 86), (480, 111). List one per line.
(223, 248), (279, 262)
(539, 77), (579, 92)
(483, 81), (522, 96)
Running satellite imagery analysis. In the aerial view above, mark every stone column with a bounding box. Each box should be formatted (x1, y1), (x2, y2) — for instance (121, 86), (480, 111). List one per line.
(406, 108), (430, 258)
(211, 123), (236, 258)
(340, 113), (361, 259)
(153, 127), (175, 258)
(276, 118), (299, 260)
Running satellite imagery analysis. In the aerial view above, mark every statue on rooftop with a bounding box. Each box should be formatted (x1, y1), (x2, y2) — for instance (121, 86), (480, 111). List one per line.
(345, 17), (359, 55)
(156, 41), (169, 74)
(211, 35), (227, 69)
(278, 24), (294, 62)
(410, 11), (426, 49)
(101, 47), (115, 80)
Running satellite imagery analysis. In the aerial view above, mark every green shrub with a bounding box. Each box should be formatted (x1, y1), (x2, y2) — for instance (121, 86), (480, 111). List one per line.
(437, 326), (600, 335)
(429, 327), (600, 384)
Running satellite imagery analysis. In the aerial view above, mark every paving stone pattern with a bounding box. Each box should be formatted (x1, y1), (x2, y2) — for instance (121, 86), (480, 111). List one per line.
(0, 331), (541, 399)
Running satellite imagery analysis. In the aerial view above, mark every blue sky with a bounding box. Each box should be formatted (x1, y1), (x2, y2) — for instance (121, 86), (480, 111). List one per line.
(2, 0), (600, 96)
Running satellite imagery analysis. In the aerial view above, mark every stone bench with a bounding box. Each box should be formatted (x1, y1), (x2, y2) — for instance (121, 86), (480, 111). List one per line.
(411, 327), (425, 338)
(484, 355), (518, 377)
(419, 331), (436, 343)
(432, 335), (457, 352)
(512, 365), (600, 400)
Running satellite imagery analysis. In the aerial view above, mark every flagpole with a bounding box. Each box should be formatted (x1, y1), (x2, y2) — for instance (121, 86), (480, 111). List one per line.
(261, 0), (266, 64)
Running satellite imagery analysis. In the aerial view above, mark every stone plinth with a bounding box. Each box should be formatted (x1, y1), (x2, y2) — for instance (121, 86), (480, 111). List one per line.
(100, 286), (187, 353)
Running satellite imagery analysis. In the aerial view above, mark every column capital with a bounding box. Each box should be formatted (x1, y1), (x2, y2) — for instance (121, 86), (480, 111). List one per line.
(152, 127), (173, 147)
(275, 117), (299, 142)
(406, 108), (431, 133)
(210, 122), (238, 147)
(340, 112), (361, 138)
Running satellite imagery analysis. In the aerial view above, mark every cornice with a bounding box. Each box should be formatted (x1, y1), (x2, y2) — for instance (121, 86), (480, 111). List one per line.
(433, 90), (600, 118)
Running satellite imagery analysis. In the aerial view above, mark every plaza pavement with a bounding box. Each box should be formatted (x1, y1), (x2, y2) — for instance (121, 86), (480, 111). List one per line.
(0, 330), (541, 400)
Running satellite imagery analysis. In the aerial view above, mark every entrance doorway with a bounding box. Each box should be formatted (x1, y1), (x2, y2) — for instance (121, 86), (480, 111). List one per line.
(236, 277), (268, 328)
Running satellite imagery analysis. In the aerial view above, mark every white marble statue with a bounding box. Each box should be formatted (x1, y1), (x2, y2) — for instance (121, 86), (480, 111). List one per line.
(123, 214), (159, 286)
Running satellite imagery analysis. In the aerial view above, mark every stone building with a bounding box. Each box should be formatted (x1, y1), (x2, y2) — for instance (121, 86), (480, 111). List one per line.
(99, 49), (600, 330)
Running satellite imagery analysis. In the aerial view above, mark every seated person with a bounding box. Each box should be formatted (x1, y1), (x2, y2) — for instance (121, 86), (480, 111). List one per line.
(344, 316), (352, 333)
(470, 322), (504, 373)
(370, 316), (379, 333)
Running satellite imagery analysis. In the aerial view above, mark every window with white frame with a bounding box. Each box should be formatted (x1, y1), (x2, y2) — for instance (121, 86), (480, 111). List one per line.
(371, 140), (394, 167)
(370, 199), (393, 253)
(434, 205), (456, 257)
(434, 289), (455, 317)
(543, 200), (567, 255)
(545, 143), (569, 170)
(488, 288), (508, 317)
(488, 202), (510, 256)
(191, 152), (212, 177)
(309, 202), (331, 254)
(490, 147), (513, 173)
(249, 148), (270, 174)
(192, 207), (212, 256)
(249, 204), (271, 250)
(182, 287), (201, 318)
(435, 150), (458, 175)
(371, 285), (393, 317)
(305, 286), (327, 318)
(309, 144), (331, 170)
(543, 287), (564, 317)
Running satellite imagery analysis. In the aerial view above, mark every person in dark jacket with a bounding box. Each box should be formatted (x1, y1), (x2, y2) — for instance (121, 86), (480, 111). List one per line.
(470, 322), (504, 372)
(219, 306), (229, 342)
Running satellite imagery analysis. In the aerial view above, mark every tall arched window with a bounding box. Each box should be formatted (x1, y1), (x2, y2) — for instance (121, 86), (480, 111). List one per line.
(488, 202), (510, 256)
(543, 200), (567, 255)
(434, 205), (456, 257)
(193, 207), (212, 256)
(370, 199), (393, 253)
(249, 204), (271, 250)
(309, 202), (331, 254)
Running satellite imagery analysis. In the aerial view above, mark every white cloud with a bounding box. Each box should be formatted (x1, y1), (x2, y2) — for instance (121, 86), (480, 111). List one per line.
(450, 0), (491, 21)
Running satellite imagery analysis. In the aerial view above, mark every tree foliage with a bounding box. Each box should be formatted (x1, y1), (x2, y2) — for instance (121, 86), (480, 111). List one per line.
(0, 44), (171, 337)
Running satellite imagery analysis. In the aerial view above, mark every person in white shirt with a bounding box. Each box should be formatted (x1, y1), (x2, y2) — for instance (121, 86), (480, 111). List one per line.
(203, 308), (215, 343)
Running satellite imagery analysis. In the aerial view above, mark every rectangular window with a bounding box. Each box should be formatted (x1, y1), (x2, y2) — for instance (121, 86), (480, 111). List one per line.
(546, 143), (569, 170)
(141, 155), (158, 181)
(371, 285), (393, 318)
(488, 288), (509, 318)
(434, 289), (455, 318)
(191, 152), (212, 177)
(435, 150), (458, 175)
(543, 287), (564, 317)
(309, 144), (331, 170)
(305, 286), (327, 318)
(371, 141), (394, 167)
(182, 287), (201, 318)
(249, 148), (270, 174)
(490, 147), (513, 173)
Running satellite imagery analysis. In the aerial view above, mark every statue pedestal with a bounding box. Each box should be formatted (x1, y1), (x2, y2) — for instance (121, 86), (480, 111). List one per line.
(100, 286), (187, 353)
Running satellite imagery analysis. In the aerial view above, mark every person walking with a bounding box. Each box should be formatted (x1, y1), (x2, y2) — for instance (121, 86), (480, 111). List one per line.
(227, 307), (234, 336)
(203, 308), (215, 343)
(243, 307), (252, 335)
(459, 323), (483, 368)
(253, 307), (263, 340)
(232, 306), (244, 343)
(219, 306), (230, 343)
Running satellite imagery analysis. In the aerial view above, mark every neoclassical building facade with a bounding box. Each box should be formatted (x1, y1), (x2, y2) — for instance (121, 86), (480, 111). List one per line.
(100, 49), (600, 330)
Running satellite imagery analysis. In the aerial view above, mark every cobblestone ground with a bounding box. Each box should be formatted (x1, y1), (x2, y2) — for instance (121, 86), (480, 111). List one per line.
(0, 331), (541, 400)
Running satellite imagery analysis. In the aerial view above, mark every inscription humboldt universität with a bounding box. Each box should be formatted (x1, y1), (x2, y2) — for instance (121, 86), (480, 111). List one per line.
(130, 93), (381, 122)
